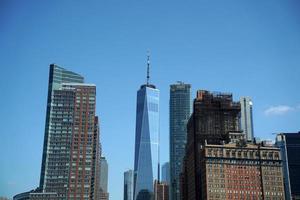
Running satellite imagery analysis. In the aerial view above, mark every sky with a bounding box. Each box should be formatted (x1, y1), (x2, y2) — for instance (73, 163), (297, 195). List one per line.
(0, 0), (300, 199)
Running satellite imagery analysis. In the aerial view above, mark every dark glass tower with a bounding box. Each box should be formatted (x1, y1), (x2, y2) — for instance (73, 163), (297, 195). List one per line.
(276, 132), (300, 200)
(169, 82), (191, 200)
(124, 170), (134, 200)
(133, 56), (160, 200)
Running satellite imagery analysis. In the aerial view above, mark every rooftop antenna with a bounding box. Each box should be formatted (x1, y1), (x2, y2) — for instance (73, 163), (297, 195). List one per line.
(147, 51), (150, 85)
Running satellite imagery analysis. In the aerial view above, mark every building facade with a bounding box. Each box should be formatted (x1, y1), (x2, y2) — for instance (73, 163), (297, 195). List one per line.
(36, 64), (101, 200)
(196, 143), (285, 200)
(66, 84), (100, 200)
(99, 192), (109, 200)
(94, 117), (102, 200)
(180, 90), (286, 200)
(240, 97), (254, 141)
(134, 57), (160, 200)
(124, 170), (134, 200)
(276, 132), (300, 200)
(154, 181), (169, 200)
(181, 90), (241, 200)
(162, 162), (170, 186)
(39, 64), (84, 190)
(13, 189), (58, 200)
(169, 82), (191, 200)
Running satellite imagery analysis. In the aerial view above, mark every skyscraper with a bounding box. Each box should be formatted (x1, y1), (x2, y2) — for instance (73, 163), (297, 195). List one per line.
(169, 82), (191, 200)
(100, 156), (109, 200)
(161, 162), (170, 186)
(133, 55), (160, 200)
(240, 97), (254, 141)
(38, 64), (101, 200)
(181, 90), (241, 200)
(276, 132), (300, 200)
(180, 91), (286, 200)
(40, 64), (84, 190)
(124, 170), (134, 200)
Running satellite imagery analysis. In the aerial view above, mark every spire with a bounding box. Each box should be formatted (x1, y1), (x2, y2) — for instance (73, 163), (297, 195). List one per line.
(141, 50), (156, 89)
(146, 51), (150, 85)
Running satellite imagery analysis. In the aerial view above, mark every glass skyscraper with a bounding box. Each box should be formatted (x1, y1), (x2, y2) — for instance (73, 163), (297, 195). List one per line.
(38, 64), (101, 200)
(124, 170), (134, 200)
(240, 97), (254, 141)
(161, 162), (170, 186)
(133, 58), (160, 200)
(169, 82), (191, 200)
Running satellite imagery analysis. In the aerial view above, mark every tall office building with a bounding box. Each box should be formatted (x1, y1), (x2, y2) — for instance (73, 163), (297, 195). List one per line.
(133, 55), (160, 200)
(240, 97), (254, 141)
(100, 157), (109, 200)
(40, 64), (84, 189)
(161, 162), (170, 186)
(124, 170), (134, 200)
(276, 132), (300, 200)
(169, 82), (191, 200)
(181, 90), (241, 200)
(37, 64), (101, 200)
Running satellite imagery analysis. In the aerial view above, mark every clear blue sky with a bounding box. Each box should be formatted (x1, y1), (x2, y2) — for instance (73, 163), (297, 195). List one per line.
(1, 0), (300, 199)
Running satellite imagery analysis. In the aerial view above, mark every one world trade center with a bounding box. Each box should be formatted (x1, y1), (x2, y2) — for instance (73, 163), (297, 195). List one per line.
(133, 55), (160, 200)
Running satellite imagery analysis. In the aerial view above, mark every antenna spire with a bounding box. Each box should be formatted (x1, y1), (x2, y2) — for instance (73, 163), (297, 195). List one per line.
(147, 51), (150, 85)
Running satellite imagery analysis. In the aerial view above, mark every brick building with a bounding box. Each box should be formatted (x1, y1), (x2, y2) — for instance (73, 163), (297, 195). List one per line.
(180, 90), (285, 200)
